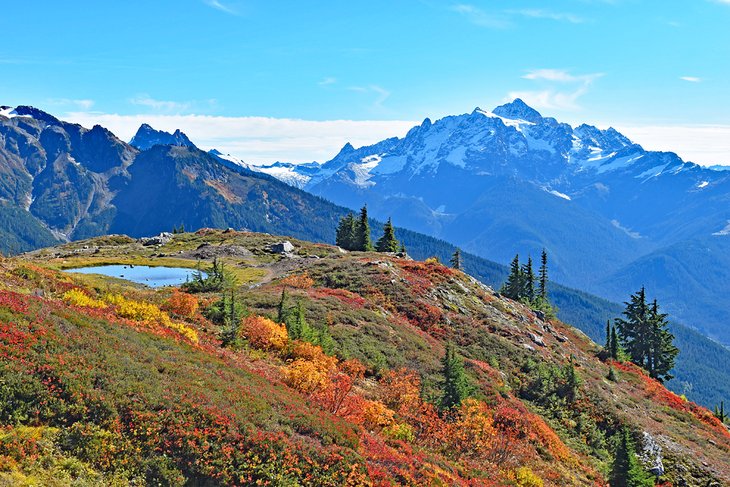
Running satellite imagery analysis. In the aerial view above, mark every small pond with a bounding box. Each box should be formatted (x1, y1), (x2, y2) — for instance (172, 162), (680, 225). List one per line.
(66, 265), (205, 288)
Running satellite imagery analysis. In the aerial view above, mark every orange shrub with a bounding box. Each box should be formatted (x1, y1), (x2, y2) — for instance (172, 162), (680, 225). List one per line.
(165, 290), (199, 318)
(363, 400), (395, 430)
(451, 399), (496, 458)
(240, 315), (287, 351)
(379, 368), (422, 414)
(283, 341), (338, 394)
(280, 273), (314, 289)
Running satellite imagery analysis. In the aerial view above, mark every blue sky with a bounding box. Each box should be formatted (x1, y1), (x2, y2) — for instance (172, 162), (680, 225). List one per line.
(2, 0), (730, 164)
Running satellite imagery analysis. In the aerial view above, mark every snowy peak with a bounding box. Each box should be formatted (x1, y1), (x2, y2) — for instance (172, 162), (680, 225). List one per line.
(492, 98), (543, 123)
(129, 124), (196, 151)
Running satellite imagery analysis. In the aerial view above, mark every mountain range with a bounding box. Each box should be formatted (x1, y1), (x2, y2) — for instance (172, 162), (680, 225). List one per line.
(250, 99), (730, 347)
(2, 103), (730, 408)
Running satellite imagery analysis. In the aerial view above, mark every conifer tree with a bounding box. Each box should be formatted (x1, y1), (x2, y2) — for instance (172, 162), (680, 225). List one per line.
(376, 217), (400, 252)
(220, 289), (243, 347)
(439, 342), (471, 412)
(615, 288), (678, 383)
(615, 287), (652, 367)
(399, 242), (407, 254)
(610, 325), (620, 360)
(538, 248), (549, 300)
(277, 287), (289, 323)
(609, 429), (653, 487)
(285, 300), (309, 340)
(647, 300), (678, 382)
(353, 205), (373, 251)
(715, 401), (727, 424)
(450, 248), (463, 270)
(501, 254), (523, 300)
(606, 320), (612, 350)
(336, 213), (357, 250)
(521, 257), (536, 302)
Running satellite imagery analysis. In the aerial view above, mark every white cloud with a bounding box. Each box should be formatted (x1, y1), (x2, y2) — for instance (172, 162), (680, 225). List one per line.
(510, 69), (603, 110)
(203, 0), (238, 15)
(318, 77), (337, 86)
(348, 85), (391, 110)
(680, 76), (702, 82)
(61, 112), (416, 165)
(451, 4), (511, 29)
(128, 95), (192, 113)
(47, 98), (95, 110)
(523, 69), (601, 83)
(510, 9), (584, 24)
(611, 124), (730, 166)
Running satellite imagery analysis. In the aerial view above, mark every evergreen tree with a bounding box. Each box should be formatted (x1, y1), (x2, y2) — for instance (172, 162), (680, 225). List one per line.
(538, 248), (549, 300)
(501, 254), (523, 300)
(562, 362), (581, 403)
(609, 429), (653, 487)
(521, 257), (536, 302)
(715, 401), (727, 424)
(220, 289), (244, 347)
(285, 300), (313, 341)
(399, 242), (407, 254)
(647, 300), (678, 382)
(353, 205), (373, 251)
(336, 213), (357, 250)
(450, 248), (463, 270)
(439, 342), (471, 412)
(376, 217), (400, 252)
(610, 325), (620, 360)
(616, 289), (678, 383)
(277, 287), (289, 323)
(606, 320), (612, 349)
(615, 287), (652, 367)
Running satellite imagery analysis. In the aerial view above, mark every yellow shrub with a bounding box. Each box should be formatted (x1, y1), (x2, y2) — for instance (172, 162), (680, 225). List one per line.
(104, 293), (198, 344)
(515, 467), (543, 487)
(363, 400), (395, 429)
(62, 289), (106, 309)
(283, 359), (328, 394)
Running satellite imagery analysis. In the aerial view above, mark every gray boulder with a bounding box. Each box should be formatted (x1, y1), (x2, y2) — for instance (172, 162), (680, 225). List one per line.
(270, 241), (294, 254)
(139, 232), (173, 246)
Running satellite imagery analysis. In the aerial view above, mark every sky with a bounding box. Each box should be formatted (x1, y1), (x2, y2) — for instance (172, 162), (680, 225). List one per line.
(1, 0), (730, 165)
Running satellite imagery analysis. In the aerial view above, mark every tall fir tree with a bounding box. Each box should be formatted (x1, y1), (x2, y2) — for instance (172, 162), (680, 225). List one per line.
(521, 257), (536, 302)
(336, 213), (357, 250)
(353, 205), (373, 251)
(439, 342), (471, 412)
(647, 299), (679, 382)
(609, 429), (653, 487)
(501, 254), (523, 300)
(610, 325), (620, 360)
(376, 217), (400, 252)
(606, 320), (612, 349)
(538, 248), (549, 300)
(615, 288), (678, 383)
(615, 287), (652, 367)
(450, 248), (463, 270)
(277, 287), (289, 323)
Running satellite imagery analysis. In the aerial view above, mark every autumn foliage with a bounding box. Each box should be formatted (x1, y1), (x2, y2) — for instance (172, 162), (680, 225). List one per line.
(240, 315), (288, 351)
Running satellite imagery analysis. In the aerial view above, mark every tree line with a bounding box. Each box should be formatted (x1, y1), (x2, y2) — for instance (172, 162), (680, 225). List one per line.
(336, 206), (403, 253)
(500, 250), (555, 317)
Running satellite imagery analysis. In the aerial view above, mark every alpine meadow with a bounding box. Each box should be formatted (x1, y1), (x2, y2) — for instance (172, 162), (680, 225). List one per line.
(1, 2), (730, 486)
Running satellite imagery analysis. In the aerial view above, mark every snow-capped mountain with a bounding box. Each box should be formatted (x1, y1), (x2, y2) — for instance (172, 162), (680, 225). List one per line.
(256, 99), (730, 345)
(130, 124), (196, 150)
